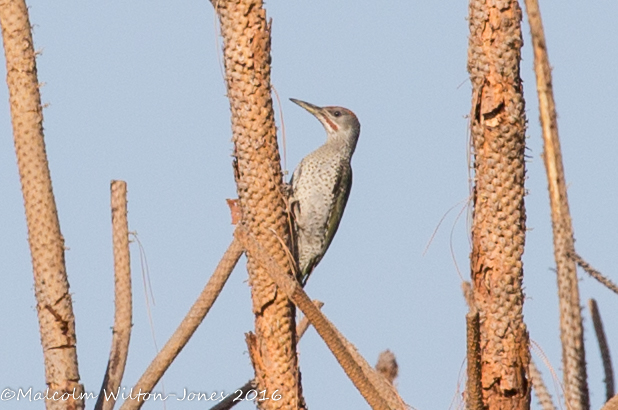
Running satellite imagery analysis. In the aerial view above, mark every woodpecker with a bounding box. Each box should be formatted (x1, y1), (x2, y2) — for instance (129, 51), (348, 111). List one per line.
(289, 98), (361, 286)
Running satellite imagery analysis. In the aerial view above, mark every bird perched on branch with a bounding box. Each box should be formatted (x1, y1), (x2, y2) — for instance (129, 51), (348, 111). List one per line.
(289, 98), (361, 286)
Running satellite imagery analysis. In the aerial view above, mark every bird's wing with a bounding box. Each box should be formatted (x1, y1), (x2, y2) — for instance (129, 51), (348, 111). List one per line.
(289, 159), (303, 190)
(299, 162), (352, 286)
(322, 162), (352, 256)
(289, 161), (302, 225)
(288, 161), (303, 266)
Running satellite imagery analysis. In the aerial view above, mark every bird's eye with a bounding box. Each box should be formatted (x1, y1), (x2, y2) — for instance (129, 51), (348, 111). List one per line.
(333, 111), (342, 117)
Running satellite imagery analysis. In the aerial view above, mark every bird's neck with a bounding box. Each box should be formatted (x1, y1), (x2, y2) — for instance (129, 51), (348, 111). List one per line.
(326, 132), (358, 156)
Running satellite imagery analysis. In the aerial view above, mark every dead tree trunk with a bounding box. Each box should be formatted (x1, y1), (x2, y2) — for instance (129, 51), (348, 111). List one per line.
(211, 1), (305, 408)
(0, 1), (83, 408)
(467, 0), (530, 408)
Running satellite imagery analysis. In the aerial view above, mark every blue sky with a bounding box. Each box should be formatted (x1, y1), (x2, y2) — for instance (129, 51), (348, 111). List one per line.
(1, 1), (617, 409)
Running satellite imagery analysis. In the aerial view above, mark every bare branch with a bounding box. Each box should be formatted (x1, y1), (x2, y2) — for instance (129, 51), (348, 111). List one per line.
(523, 0), (589, 407)
(119, 235), (243, 410)
(571, 252), (618, 295)
(297, 300), (324, 339)
(236, 227), (407, 410)
(96, 181), (133, 410)
(0, 1), (83, 407)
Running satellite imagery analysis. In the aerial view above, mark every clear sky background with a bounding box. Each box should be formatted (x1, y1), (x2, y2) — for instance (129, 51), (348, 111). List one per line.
(1, 1), (617, 409)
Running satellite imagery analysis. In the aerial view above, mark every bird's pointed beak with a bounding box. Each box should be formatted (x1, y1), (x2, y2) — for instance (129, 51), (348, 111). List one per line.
(290, 98), (323, 117)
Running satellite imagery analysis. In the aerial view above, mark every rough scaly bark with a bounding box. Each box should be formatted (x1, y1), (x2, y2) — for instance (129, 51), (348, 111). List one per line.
(467, 0), (530, 408)
(212, 1), (304, 408)
(0, 1), (83, 408)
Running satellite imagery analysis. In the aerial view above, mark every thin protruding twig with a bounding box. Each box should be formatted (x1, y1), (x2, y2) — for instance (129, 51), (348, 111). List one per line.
(466, 311), (483, 410)
(589, 299), (615, 402)
(209, 300), (325, 410)
(529, 359), (558, 410)
(235, 227), (405, 410)
(96, 181), (133, 410)
(571, 252), (618, 295)
(119, 234), (243, 410)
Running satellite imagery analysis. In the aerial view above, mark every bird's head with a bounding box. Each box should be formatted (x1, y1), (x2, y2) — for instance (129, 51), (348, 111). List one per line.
(290, 98), (360, 153)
